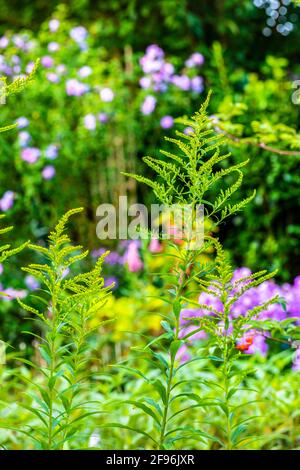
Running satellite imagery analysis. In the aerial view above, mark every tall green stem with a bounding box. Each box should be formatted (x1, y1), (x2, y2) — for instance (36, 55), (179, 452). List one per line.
(158, 313), (180, 449)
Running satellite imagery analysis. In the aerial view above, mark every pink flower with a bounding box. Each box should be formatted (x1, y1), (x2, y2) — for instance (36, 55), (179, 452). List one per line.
(149, 238), (162, 253)
(1, 287), (27, 301)
(124, 241), (143, 272)
(21, 147), (40, 163)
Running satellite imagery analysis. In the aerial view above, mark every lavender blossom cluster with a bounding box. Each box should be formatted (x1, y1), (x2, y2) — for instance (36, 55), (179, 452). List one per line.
(0, 22), (205, 213)
(179, 267), (300, 369)
(139, 44), (204, 122)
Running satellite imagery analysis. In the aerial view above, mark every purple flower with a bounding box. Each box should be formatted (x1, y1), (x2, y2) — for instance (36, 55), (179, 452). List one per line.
(48, 42), (60, 53)
(184, 127), (194, 135)
(172, 74), (190, 91)
(16, 117), (29, 129)
(140, 57), (163, 74)
(104, 276), (119, 290)
(42, 165), (56, 180)
(45, 144), (59, 160)
(292, 348), (300, 371)
(161, 62), (175, 77)
(185, 52), (204, 68)
(83, 114), (96, 130)
(41, 56), (54, 68)
(160, 115), (174, 129)
(100, 88), (114, 102)
(56, 64), (66, 75)
(106, 251), (122, 265)
(176, 344), (190, 362)
(12, 35), (26, 50)
(231, 267), (252, 283)
(0, 36), (9, 49)
(198, 291), (224, 315)
(180, 266), (300, 361)
(0, 263), (3, 275)
(12, 55), (20, 65)
(78, 66), (92, 78)
(26, 61), (35, 74)
(49, 19), (60, 32)
(179, 324), (207, 342)
(70, 26), (88, 44)
(98, 113), (108, 123)
(246, 334), (268, 356)
(21, 147), (40, 164)
(139, 77), (152, 89)
(141, 95), (156, 115)
(145, 44), (164, 59)
(25, 275), (40, 291)
(47, 72), (59, 83)
(124, 241), (143, 272)
(190, 76), (204, 93)
(0, 191), (14, 211)
(66, 79), (89, 96)
(91, 247), (106, 258)
(18, 131), (31, 147)
(62, 267), (70, 278)
(0, 63), (12, 76)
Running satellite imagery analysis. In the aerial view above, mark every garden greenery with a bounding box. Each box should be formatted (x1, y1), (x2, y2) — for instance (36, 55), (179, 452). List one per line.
(0, 93), (299, 449)
(101, 93), (296, 450)
(0, 4), (300, 447)
(0, 4), (300, 288)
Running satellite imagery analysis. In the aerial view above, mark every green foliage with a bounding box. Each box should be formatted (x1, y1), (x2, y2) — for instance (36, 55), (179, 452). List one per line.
(0, 215), (28, 265)
(110, 97), (284, 449)
(124, 91), (255, 225)
(183, 238), (279, 449)
(11, 208), (111, 449)
(209, 45), (300, 279)
(0, 1), (300, 451)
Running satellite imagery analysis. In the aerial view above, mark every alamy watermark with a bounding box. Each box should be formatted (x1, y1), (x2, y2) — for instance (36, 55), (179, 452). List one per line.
(292, 80), (300, 105)
(96, 197), (204, 250)
(0, 81), (6, 105)
(0, 340), (6, 365)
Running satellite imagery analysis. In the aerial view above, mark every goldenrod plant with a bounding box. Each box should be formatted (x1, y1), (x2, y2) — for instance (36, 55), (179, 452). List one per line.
(12, 208), (111, 449)
(107, 93), (283, 449)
